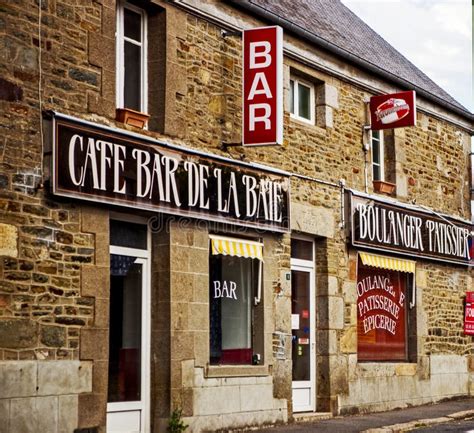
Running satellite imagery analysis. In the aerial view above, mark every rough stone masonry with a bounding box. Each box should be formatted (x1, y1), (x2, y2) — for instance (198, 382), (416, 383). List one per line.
(0, 0), (473, 432)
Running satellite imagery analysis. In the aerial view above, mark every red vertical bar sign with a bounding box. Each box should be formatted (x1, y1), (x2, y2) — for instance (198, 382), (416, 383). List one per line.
(242, 26), (283, 146)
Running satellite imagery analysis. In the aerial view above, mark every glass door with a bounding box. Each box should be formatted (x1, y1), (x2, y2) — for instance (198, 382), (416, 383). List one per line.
(291, 239), (315, 412)
(107, 219), (150, 433)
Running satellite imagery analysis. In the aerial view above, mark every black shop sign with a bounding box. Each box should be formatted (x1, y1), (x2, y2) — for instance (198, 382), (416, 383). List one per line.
(348, 191), (472, 266)
(51, 113), (290, 232)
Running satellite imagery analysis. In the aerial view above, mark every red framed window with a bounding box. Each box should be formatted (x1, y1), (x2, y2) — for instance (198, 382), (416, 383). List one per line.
(357, 258), (408, 361)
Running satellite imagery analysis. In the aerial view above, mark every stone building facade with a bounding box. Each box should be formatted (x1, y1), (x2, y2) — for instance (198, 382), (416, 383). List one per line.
(0, 0), (473, 432)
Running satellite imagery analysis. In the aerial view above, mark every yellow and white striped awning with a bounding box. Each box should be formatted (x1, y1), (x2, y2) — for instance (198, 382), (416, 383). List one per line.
(210, 235), (263, 261)
(359, 252), (415, 273)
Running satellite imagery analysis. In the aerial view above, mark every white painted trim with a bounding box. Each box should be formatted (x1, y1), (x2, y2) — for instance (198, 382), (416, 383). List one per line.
(291, 234), (315, 265)
(290, 77), (315, 125)
(291, 263), (316, 413)
(115, 2), (123, 110)
(291, 237), (316, 413)
(370, 129), (384, 181)
(107, 401), (142, 412)
(291, 257), (313, 269)
(141, 255), (151, 433)
(275, 25), (284, 145)
(142, 6), (148, 115)
(108, 220), (151, 433)
(110, 245), (150, 259)
(116, 1), (148, 113)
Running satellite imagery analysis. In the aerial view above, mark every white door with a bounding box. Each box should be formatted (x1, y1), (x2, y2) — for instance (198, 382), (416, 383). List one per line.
(107, 247), (150, 433)
(291, 256), (316, 412)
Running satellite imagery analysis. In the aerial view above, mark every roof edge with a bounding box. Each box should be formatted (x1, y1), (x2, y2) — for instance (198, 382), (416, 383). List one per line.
(230, 0), (474, 124)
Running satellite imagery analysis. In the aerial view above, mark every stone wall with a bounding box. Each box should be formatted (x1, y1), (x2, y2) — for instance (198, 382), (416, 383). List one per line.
(0, 0), (472, 431)
(1, 0), (114, 430)
(152, 221), (289, 432)
(170, 4), (471, 220)
(335, 253), (474, 415)
(339, 354), (472, 414)
(0, 360), (92, 433)
(167, 13), (473, 416)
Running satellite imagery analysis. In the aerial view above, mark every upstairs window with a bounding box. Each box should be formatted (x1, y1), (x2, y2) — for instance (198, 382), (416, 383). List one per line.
(290, 77), (315, 124)
(371, 130), (384, 181)
(116, 1), (147, 113)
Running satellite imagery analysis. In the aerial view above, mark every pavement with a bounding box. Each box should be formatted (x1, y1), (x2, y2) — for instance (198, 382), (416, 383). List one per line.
(414, 418), (474, 432)
(252, 398), (474, 433)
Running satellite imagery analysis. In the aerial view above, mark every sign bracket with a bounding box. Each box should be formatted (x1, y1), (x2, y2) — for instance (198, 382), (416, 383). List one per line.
(221, 29), (241, 38)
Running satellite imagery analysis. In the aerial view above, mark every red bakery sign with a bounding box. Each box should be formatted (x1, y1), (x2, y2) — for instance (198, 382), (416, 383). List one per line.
(464, 292), (474, 336)
(370, 91), (416, 130)
(243, 26), (283, 146)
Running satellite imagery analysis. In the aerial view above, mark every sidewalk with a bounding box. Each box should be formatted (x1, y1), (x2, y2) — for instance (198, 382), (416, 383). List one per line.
(253, 398), (474, 433)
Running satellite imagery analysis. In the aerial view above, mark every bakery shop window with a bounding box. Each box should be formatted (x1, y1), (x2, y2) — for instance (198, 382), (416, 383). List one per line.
(357, 252), (417, 362)
(209, 235), (263, 365)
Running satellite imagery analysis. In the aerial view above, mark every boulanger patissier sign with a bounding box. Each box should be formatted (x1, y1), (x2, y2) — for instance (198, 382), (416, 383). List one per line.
(349, 192), (472, 266)
(370, 91), (416, 130)
(51, 113), (290, 232)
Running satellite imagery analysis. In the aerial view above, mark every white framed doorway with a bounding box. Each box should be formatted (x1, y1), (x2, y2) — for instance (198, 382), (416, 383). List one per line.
(291, 237), (316, 413)
(107, 217), (151, 433)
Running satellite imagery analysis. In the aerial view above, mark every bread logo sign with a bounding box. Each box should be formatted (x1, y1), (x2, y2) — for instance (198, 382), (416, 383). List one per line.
(375, 98), (410, 124)
(370, 91), (416, 130)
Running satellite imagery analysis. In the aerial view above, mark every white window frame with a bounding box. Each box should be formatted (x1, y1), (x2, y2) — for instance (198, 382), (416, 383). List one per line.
(290, 77), (315, 125)
(116, 0), (148, 113)
(371, 129), (385, 181)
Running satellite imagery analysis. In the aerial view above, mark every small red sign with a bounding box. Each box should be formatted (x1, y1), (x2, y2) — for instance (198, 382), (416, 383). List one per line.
(301, 309), (309, 319)
(370, 91), (416, 130)
(243, 26), (283, 146)
(464, 292), (474, 335)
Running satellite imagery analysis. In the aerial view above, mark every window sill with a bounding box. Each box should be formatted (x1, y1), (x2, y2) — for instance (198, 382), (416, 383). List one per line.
(373, 180), (396, 195)
(290, 112), (314, 126)
(356, 361), (417, 377)
(116, 108), (150, 129)
(205, 364), (269, 378)
(288, 113), (329, 134)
